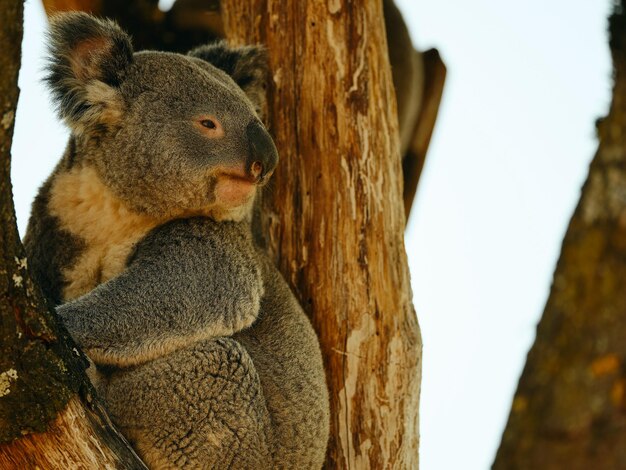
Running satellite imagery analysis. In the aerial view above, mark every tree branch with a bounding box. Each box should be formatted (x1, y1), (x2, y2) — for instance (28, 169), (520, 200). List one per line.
(402, 48), (446, 219)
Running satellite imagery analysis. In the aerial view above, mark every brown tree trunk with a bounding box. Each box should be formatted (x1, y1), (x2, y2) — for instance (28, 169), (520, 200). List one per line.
(223, 1), (422, 468)
(494, 4), (626, 469)
(0, 2), (146, 468)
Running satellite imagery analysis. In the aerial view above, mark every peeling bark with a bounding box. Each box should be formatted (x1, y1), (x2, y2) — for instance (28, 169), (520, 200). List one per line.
(223, 1), (422, 468)
(494, 4), (626, 469)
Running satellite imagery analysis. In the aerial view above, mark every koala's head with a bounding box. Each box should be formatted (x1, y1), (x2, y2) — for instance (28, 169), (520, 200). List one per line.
(46, 12), (277, 221)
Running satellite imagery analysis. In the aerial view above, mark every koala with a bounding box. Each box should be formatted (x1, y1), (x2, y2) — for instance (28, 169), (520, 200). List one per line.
(23, 12), (329, 469)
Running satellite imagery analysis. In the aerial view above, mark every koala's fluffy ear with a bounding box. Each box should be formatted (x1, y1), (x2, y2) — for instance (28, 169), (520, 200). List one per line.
(45, 12), (133, 135)
(188, 42), (269, 123)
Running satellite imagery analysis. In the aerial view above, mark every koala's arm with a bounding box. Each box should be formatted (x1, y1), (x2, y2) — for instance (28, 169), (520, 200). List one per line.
(57, 219), (263, 367)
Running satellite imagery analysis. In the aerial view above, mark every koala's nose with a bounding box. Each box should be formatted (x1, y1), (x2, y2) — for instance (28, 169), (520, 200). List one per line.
(246, 120), (279, 182)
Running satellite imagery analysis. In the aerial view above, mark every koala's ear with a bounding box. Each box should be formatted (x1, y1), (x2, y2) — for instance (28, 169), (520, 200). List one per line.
(45, 12), (133, 135)
(188, 42), (269, 123)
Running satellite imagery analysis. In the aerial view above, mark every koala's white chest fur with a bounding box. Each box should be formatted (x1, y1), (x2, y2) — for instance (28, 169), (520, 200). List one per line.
(49, 166), (162, 300)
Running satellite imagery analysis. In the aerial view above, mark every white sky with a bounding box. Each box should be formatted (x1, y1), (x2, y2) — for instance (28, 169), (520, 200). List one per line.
(10, 1), (613, 469)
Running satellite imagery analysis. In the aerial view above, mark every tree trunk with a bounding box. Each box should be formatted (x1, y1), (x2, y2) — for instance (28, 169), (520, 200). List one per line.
(223, 1), (422, 468)
(0, 2), (147, 468)
(494, 4), (626, 469)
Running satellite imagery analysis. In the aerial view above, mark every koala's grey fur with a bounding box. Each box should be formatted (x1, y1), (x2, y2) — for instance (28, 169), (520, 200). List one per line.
(59, 218), (328, 468)
(24, 12), (328, 469)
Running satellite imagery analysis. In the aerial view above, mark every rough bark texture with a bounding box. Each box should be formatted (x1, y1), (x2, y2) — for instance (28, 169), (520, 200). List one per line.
(0, 1), (146, 468)
(494, 5), (626, 469)
(1, 397), (147, 469)
(223, 1), (422, 468)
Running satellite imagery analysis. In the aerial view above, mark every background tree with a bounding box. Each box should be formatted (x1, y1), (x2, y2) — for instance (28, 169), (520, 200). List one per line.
(494, 2), (626, 469)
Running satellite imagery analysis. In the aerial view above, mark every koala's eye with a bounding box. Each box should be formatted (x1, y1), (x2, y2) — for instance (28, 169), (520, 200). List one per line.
(195, 116), (224, 138)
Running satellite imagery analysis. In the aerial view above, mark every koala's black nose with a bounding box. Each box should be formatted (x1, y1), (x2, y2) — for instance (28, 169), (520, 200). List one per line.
(246, 121), (279, 182)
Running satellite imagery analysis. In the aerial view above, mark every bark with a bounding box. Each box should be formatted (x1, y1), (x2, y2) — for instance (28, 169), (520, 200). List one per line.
(0, 1), (146, 467)
(223, 1), (422, 468)
(494, 4), (626, 469)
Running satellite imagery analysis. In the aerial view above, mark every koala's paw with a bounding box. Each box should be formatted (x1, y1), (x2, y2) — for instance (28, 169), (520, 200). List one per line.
(206, 311), (257, 339)
(223, 291), (262, 335)
(229, 310), (258, 334)
(85, 356), (107, 391)
(56, 303), (107, 351)
(56, 304), (87, 345)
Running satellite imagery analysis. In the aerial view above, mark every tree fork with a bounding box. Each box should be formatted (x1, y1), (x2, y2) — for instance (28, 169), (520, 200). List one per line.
(223, 1), (422, 468)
